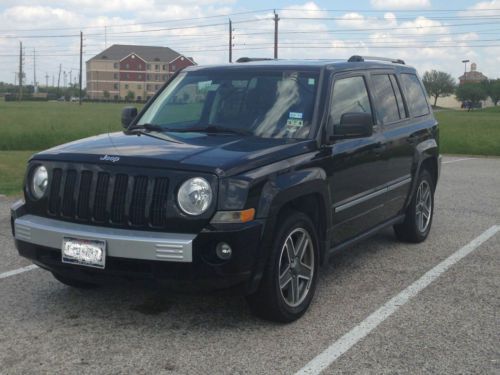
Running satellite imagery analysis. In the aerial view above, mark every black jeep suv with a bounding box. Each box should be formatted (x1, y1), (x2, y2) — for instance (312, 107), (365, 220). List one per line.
(11, 56), (440, 322)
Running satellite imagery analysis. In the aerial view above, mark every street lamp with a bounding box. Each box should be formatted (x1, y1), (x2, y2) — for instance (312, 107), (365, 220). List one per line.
(462, 59), (470, 82)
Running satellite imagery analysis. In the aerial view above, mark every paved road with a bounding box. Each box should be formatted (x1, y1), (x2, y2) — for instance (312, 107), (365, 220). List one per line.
(0, 156), (498, 374)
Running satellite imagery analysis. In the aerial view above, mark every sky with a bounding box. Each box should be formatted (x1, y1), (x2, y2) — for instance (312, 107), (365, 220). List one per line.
(0, 0), (499, 87)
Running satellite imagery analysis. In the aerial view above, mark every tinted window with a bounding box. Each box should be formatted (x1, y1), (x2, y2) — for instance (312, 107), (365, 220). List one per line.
(371, 74), (400, 123)
(401, 73), (429, 117)
(329, 76), (372, 127)
(389, 75), (407, 119)
(139, 70), (319, 139)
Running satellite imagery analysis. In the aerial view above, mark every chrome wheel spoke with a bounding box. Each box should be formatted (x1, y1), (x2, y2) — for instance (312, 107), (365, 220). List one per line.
(296, 262), (312, 281)
(279, 267), (292, 289)
(290, 276), (300, 304)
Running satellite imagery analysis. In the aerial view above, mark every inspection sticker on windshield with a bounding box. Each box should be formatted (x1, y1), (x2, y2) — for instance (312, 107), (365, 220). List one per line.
(286, 119), (303, 128)
(289, 112), (303, 119)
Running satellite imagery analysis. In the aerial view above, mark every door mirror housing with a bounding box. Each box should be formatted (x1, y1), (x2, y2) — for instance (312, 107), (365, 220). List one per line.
(331, 112), (373, 140)
(121, 107), (138, 129)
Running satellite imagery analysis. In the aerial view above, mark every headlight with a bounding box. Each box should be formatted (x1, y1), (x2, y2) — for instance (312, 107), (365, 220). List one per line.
(177, 177), (213, 216)
(31, 165), (48, 199)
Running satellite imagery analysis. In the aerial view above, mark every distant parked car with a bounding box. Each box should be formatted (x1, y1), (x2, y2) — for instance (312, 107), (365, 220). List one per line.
(70, 96), (79, 102)
(57, 96), (65, 102)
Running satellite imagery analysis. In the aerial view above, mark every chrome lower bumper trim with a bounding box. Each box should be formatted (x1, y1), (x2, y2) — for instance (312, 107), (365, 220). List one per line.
(14, 215), (195, 263)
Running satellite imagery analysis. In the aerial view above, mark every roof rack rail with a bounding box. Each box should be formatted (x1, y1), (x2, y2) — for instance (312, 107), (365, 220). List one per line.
(348, 55), (405, 65)
(236, 57), (274, 63)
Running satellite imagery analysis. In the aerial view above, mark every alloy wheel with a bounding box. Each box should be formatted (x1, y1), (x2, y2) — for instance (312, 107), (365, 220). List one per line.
(278, 227), (315, 308)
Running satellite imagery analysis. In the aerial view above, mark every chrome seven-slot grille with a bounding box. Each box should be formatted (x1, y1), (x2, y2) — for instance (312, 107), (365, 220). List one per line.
(47, 168), (169, 228)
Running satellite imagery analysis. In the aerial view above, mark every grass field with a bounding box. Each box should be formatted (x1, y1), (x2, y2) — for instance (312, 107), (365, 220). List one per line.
(436, 106), (500, 156)
(0, 101), (124, 150)
(0, 101), (499, 195)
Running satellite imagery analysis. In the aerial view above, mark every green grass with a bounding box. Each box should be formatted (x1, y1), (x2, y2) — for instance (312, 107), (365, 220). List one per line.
(436, 106), (500, 156)
(0, 151), (34, 195)
(0, 101), (124, 150)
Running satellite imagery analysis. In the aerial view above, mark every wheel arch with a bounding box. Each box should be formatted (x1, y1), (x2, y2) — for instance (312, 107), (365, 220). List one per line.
(246, 168), (332, 293)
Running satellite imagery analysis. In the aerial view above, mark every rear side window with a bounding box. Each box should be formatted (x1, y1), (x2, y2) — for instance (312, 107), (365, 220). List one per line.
(371, 74), (400, 123)
(400, 73), (429, 117)
(329, 76), (372, 127)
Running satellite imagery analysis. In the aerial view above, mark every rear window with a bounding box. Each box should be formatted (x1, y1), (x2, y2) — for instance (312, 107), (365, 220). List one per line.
(371, 74), (401, 124)
(400, 73), (429, 117)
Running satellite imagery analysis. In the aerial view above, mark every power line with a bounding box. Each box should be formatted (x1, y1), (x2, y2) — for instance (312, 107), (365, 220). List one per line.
(0, 9), (274, 33)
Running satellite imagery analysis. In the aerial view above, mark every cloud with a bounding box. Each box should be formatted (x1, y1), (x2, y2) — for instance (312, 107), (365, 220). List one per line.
(370, 0), (431, 9)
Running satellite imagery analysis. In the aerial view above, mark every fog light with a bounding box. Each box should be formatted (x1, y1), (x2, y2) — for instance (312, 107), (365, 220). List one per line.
(216, 242), (232, 260)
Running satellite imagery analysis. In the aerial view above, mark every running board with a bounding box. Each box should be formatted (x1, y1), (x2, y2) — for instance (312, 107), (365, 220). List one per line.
(327, 214), (405, 259)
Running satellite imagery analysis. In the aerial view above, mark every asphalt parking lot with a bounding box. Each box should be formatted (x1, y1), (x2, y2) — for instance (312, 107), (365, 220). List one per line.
(0, 156), (499, 374)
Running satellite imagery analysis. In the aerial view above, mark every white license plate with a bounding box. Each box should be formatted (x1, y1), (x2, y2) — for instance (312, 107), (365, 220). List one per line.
(62, 237), (106, 269)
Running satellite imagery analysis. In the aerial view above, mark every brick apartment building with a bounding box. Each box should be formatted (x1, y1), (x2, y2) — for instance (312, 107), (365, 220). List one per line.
(86, 44), (195, 100)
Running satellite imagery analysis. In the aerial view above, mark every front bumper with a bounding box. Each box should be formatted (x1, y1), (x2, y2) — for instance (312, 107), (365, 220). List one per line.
(11, 201), (263, 293)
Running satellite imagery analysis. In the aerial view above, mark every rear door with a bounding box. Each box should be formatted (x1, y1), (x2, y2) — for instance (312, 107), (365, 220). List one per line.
(368, 71), (413, 220)
(327, 72), (387, 245)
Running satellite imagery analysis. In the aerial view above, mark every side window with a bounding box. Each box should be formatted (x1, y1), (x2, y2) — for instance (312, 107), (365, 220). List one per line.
(400, 73), (430, 117)
(329, 76), (372, 127)
(389, 75), (407, 119)
(371, 74), (400, 124)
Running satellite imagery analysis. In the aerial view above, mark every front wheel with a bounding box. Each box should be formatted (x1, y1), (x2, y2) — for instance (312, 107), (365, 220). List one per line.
(394, 169), (435, 243)
(246, 210), (319, 323)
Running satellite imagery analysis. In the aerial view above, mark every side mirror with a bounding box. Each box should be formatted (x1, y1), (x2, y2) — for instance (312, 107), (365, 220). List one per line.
(332, 112), (373, 140)
(121, 107), (138, 129)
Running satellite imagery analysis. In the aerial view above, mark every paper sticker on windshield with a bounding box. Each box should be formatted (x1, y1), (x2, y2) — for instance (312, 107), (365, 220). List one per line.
(286, 119), (303, 128)
(308, 78), (315, 85)
(289, 112), (303, 119)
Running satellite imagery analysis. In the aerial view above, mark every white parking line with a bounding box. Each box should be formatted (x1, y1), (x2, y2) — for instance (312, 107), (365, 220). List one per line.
(296, 224), (500, 375)
(0, 264), (38, 280)
(442, 157), (475, 164)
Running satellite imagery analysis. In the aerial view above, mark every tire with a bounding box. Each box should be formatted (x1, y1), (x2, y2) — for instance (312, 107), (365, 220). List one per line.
(52, 272), (100, 289)
(394, 169), (434, 243)
(246, 210), (320, 323)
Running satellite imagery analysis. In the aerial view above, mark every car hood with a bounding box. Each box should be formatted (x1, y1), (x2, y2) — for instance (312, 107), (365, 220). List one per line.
(33, 131), (317, 177)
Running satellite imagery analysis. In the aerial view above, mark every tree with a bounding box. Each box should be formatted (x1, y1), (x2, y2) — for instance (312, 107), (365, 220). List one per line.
(422, 70), (456, 107)
(483, 79), (500, 106)
(125, 90), (135, 101)
(455, 83), (487, 107)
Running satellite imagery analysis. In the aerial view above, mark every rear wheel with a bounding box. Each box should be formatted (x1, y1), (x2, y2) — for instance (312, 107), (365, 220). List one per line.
(52, 272), (100, 289)
(394, 169), (434, 243)
(246, 210), (319, 322)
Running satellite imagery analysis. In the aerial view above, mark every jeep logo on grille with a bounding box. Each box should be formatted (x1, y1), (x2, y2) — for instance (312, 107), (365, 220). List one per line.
(99, 155), (120, 163)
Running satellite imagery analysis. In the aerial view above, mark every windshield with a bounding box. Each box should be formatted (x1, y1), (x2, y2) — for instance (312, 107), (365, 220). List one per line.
(137, 70), (319, 139)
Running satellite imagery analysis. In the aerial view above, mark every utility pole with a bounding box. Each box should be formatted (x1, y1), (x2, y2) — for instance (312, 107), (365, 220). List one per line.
(18, 41), (23, 100)
(57, 64), (62, 96)
(228, 18), (233, 63)
(79, 31), (83, 105)
(69, 70), (72, 87)
(273, 10), (280, 59)
(52, 75), (55, 87)
(33, 48), (37, 93)
(104, 26), (107, 49)
(45, 73), (49, 87)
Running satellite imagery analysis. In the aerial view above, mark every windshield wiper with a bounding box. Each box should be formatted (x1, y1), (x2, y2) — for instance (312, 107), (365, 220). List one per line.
(170, 125), (252, 136)
(127, 123), (165, 133)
